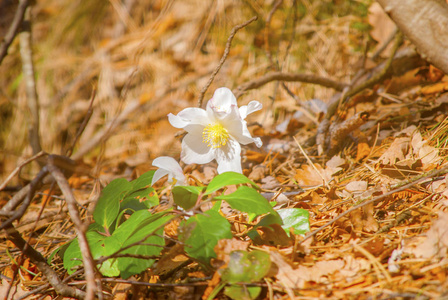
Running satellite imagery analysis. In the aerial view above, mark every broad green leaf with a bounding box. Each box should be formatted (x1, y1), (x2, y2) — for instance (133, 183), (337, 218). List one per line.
(130, 171), (155, 190)
(62, 224), (121, 277)
(112, 210), (173, 279)
(121, 187), (159, 211)
(224, 286), (261, 300)
(277, 208), (310, 236)
(180, 210), (232, 264)
(93, 178), (132, 230)
(172, 186), (204, 210)
(63, 239), (82, 275)
(220, 250), (271, 283)
(205, 172), (258, 195)
(214, 186), (282, 223)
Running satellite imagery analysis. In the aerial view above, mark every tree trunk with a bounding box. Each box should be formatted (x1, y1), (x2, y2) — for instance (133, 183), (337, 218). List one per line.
(377, 0), (448, 74)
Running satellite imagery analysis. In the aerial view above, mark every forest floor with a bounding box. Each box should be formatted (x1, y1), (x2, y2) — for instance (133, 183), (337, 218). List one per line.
(1, 0), (448, 299)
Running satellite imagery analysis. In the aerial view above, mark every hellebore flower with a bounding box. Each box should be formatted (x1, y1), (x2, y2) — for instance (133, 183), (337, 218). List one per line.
(168, 87), (262, 174)
(151, 156), (186, 186)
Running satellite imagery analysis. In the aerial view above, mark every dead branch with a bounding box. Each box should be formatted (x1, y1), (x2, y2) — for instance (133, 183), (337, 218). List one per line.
(196, 16), (258, 108)
(65, 88), (96, 157)
(47, 156), (98, 300)
(300, 163), (448, 244)
(377, 0), (448, 75)
(0, 167), (49, 229)
(19, 5), (43, 157)
(0, 151), (46, 191)
(234, 71), (348, 99)
(0, 0), (29, 65)
(4, 225), (86, 299)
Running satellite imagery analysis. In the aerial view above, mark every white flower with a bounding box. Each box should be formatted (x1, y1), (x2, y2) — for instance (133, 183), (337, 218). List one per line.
(168, 87), (262, 174)
(151, 156), (186, 186)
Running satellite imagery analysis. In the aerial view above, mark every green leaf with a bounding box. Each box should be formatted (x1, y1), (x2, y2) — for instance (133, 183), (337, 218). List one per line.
(172, 186), (204, 210)
(121, 187), (159, 211)
(277, 208), (310, 236)
(130, 171), (155, 190)
(93, 178), (132, 231)
(205, 172), (258, 195)
(220, 250), (271, 283)
(180, 210), (232, 264)
(63, 239), (82, 275)
(112, 210), (173, 279)
(214, 186), (282, 223)
(224, 286), (261, 300)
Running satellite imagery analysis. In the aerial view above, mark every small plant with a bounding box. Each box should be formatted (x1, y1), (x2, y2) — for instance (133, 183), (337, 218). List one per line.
(60, 87), (310, 287)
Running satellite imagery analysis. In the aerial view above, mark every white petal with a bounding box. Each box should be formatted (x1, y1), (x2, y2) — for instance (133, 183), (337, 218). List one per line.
(239, 101), (262, 119)
(151, 156), (186, 185)
(181, 132), (215, 165)
(152, 156), (184, 176)
(207, 87), (237, 114)
(168, 108), (209, 129)
(151, 168), (169, 186)
(221, 106), (262, 147)
(216, 139), (242, 174)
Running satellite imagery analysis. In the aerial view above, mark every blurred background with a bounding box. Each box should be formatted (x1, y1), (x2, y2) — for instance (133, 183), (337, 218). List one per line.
(0, 0), (376, 184)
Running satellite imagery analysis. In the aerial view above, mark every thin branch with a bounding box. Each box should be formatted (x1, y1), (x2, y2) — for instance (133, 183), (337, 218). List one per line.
(0, 0), (29, 65)
(0, 151), (46, 191)
(19, 5), (43, 157)
(300, 163), (448, 244)
(3, 224), (86, 299)
(0, 167), (48, 229)
(196, 16), (258, 108)
(47, 156), (98, 300)
(234, 71), (348, 99)
(65, 88), (96, 157)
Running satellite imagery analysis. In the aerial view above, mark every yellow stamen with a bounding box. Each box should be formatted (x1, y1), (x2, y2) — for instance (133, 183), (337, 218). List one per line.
(202, 123), (229, 148)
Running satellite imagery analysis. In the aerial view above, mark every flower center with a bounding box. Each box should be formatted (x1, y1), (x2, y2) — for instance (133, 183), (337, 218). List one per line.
(202, 123), (229, 148)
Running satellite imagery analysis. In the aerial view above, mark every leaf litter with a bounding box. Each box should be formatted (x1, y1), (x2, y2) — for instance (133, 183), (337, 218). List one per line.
(1, 0), (448, 299)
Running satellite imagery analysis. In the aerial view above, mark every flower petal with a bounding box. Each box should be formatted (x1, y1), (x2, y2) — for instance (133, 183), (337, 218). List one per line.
(181, 131), (215, 165)
(151, 156), (186, 185)
(221, 105), (262, 147)
(168, 107), (209, 129)
(151, 168), (169, 186)
(207, 87), (237, 114)
(215, 139), (242, 174)
(239, 101), (262, 119)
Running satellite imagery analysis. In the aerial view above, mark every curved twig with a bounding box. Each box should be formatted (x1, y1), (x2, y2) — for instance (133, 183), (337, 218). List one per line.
(197, 16), (258, 108)
(0, 0), (29, 65)
(234, 71), (348, 98)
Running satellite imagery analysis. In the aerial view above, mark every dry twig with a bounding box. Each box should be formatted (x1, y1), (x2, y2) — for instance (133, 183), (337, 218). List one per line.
(234, 71), (348, 99)
(19, 5), (43, 157)
(47, 156), (98, 300)
(0, 0), (29, 65)
(196, 16), (258, 108)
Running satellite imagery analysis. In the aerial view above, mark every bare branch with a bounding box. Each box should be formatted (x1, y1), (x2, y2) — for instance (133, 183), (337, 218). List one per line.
(0, 0), (29, 65)
(47, 156), (98, 300)
(19, 5), (43, 157)
(4, 225), (86, 299)
(0, 151), (46, 191)
(234, 71), (348, 99)
(197, 16), (258, 108)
